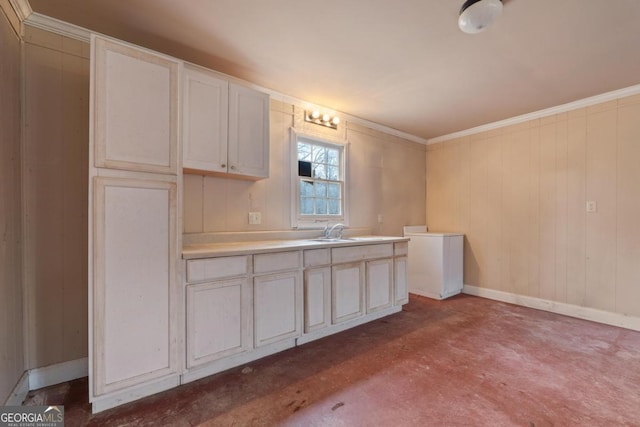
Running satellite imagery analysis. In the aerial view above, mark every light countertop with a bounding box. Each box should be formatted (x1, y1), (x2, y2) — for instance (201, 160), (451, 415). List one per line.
(182, 236), (409, 259)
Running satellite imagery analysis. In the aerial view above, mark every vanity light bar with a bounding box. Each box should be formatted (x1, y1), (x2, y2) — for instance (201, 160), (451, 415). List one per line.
(305, 110), (340, 129)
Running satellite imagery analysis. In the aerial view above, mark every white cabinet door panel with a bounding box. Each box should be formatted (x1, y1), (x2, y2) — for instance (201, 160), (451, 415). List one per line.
(228, 83), (269, 178)
(394, 257), (409, 305)
(332, 262), (364, 324)
(254, 271), (302, 347)
(304, 267), (331, 333)
(93, 37), (179, 174)
(366, 259), (393, 313)
(186, 278), (252, 368)
(182, 66), (228, 173)
(93, 177), (177, 394)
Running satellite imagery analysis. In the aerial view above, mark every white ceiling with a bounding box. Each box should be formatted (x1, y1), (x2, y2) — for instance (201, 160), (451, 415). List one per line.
(28, 0), (640, 140)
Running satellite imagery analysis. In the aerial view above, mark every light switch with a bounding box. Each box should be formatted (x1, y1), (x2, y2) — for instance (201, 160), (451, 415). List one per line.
(248, 212), (262, 225)
(586, 201), (597, 213)
(378, 214), (384, 224)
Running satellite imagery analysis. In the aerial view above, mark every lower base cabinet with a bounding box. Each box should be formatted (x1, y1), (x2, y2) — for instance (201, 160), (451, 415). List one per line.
(332, 262), (365, 324)
(304, 267), (331, 333)
(179, 241), (408, 410)
(366, 258), (393, 313)
(91, 176), (179, 400)
(254, 271), (303, 347)
(394, 256), (409, 305)
(186, 278), (252, 368)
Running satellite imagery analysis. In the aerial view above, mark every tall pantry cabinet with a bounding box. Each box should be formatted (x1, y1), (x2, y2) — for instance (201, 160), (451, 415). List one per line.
(88, 35), (182, 412)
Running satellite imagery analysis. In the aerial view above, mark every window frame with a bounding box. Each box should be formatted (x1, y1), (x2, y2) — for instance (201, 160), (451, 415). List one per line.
(290, 128), (349, 229)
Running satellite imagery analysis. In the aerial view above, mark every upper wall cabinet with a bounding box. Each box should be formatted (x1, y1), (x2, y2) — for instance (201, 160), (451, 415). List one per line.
(93, 37), (179, 175)
(183, 64), (270, 180)
(182, 66), (229, 174)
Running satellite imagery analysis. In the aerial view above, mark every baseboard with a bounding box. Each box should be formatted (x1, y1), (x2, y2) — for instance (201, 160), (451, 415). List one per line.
(3, 371), (29, 405)
(90, 375), (180, 414)
(463, 285), (640, 332)
(28, 357), (88, 391)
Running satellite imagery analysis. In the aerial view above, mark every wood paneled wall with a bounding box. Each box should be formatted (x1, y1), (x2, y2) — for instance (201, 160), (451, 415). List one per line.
(183, 104), (426, 237)
(426, 95), (640, 317)
(0, 2), (24, 401)
(22, 27), (90, 368)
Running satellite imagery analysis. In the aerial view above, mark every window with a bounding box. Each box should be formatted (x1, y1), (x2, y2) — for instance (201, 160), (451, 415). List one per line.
(291, 130), (348, 228)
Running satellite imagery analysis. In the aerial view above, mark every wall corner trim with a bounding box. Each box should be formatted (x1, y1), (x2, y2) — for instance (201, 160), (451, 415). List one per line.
(463, 285), (640, 332)
(23, 11), (90, 42)
(28, 357), (88, 391)
(428, 83), (640, 145)
(8, 0), (31, 21)
(3, 372), (29, 406)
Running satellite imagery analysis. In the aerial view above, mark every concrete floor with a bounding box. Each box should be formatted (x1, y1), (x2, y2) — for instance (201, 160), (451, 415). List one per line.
(25, 294), (640, 426)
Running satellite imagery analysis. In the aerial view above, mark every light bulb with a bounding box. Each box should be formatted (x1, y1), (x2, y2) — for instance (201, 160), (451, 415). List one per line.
(322, 113), (331, 122)
(311, 110), (320, 119)
(332, 116), (340, 125)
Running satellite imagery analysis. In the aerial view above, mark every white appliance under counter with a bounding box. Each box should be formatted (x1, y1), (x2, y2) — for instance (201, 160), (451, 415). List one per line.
(403, 226), (463, 300)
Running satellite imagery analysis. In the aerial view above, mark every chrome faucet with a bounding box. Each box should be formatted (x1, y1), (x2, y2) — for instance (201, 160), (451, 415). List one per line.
(324, 223), (345, 239)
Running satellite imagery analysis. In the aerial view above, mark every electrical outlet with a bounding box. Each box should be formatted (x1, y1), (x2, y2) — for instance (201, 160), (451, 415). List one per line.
(248, 212), (261, 225)
(586, 201), (597, 213)
(378, 214), (384, 224)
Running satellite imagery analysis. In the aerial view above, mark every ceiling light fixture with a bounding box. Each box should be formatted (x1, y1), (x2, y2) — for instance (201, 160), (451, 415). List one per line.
(458, 0), (503, 34)
(305, 110), (340, 129)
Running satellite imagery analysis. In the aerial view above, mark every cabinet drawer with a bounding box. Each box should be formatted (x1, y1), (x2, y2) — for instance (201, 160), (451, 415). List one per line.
(394, 242), (408, 256)
(186, 256), (250, 283)
(254, 251), (301, 274)
(304, 248), (331, 267)
(332, 243), (393, 264)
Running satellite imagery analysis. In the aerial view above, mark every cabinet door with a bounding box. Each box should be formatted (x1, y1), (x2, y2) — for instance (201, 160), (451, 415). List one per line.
(304, 267), (331, 333)
(254, 271), (302, 347)
(182, 65), (228, 173)
(366, 259), (393, 313)
(394, 256), (409, 305)
(92, 36), (179, 174)
(92, 177), (178, 396)
(228, 83), (270, 178)
(186, 278), (252, 368)
(332, 262), (364, 324)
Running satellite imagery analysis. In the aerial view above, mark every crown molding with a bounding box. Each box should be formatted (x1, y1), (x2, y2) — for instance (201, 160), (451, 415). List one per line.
(8, 0), (31, 21)
(23, 11), (90, 42)
(19, 11), (427, 145)
(427, 83), (640, 145)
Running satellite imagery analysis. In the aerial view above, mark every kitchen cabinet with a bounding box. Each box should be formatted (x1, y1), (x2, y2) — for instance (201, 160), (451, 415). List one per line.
(185, 255), (252, 368)
(182, 64), (270, 179)
(304, 268), (331, 332)
(394, 256), (409, 305)
(182, 66), (228, 174)
(394, 242), (409, 305)
(366, 258), (393, 313)
(186, 278), (252, 368)
(303, 248), (332, 333)
(89, 35), (181, 413)
(93, 36), (179, 175)
(331, 243), (394, 323)
(91, 176), (179, 398)
(254, 271), (302, 347)
(332, 262), (365, 324)
(253, 251), (302, 347)
(181, 240), (408, 381)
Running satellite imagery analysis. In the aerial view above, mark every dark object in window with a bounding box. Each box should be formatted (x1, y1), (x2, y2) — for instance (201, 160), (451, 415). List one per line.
(298, 160), (312, 177)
